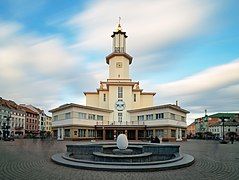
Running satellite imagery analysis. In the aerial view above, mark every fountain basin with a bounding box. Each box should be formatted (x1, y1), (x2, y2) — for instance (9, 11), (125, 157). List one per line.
(52, 142), (194, 171)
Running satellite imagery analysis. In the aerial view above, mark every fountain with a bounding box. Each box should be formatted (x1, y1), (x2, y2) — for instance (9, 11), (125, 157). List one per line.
(51, 134), (194, 171)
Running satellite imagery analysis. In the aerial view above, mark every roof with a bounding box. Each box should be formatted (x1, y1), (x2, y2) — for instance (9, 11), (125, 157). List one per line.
(0, 97), (25, 112)
(84, 81), (156, 96)
(127, 104), (190, 114)
(19, 106), (38, 115)
(209, 121), (239, 127)
(106, 52), (133, 64)
(187, 122), (195, 127)
(209, 113), (238, 119)
(195, 113), (239, 121)
(111, 30), (128, 38)
(49, 103), (113, 113)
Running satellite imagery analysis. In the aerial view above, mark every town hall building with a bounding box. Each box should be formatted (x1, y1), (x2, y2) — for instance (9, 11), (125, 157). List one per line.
(50, 23), (189, 142)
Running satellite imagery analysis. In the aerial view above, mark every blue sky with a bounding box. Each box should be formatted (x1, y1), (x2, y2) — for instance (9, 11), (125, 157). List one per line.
(0, 0), (239, 124)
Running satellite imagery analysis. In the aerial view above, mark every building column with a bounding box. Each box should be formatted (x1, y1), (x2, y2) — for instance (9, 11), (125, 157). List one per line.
(57, 128), (60, 140)
(103, 128), (106, 141)
(175, 128), (178, 139)
(179, 128), (182, 140)
(135, 129), (138, 140)
(153, 129), (156, 137)
(176, 128), (182, 141)
(114, 130), (117, 140)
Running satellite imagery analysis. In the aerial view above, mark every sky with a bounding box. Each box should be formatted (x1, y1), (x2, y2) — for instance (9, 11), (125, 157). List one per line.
(0, 0), (239, 125)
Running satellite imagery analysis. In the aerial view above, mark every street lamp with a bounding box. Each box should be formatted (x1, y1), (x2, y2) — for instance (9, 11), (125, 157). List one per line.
(2, 115), (11, 140)
(219, 117), (228, 144)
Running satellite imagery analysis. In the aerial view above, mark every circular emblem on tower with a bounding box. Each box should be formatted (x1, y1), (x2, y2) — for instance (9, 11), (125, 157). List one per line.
(115, 100), (125, 111)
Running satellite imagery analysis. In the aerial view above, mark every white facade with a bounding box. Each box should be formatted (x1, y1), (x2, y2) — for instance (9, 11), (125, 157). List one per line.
(209, 122), (239, 138)
(50, 24), (189, 141)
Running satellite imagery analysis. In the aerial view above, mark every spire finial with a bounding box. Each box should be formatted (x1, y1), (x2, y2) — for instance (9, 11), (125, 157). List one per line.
(116, 17), (122, 31)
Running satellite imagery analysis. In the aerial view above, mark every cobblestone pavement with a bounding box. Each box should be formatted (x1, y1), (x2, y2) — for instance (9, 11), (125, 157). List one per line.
(0, 139), (238, 180)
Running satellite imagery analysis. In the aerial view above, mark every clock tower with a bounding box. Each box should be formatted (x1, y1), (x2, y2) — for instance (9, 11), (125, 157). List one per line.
(84, 22), (155, 125)
(106, 22), (133, 80)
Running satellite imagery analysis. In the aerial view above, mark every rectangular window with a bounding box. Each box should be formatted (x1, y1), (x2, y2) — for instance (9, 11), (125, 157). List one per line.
(97, 115), (103, 121)
(88, 114), (96, 120)
(156, 113), (164, 119)
(156, 129), (164, 137)
(78, 129), (86, 137)
(79, 112), (87, 119)
(64, 129), (70, 137)
(118, 113), (122, 122)
(65, 113), (71, 119)
(134, 94), (136, 102)
(182, 130), (185, 138)
(103, 94), (106, 101)
(181, 116), (186, 121)
(146, 114), (153, 120)
(146, 130), (153, 137)
(53, 115), (58, 121)
(118, 87), (123, 98)
(88, 130), (95, 137)
(170, 113), (176, 120)
(171, 130), (176, 137)
(137, 115), (144, 121)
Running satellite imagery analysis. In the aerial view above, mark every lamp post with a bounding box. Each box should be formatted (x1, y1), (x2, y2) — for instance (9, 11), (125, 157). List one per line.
(220, 117), (228, 144)
(2, 115), (11, 140)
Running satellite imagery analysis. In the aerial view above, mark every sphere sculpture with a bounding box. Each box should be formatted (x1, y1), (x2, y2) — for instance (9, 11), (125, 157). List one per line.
(117, 134), (128, 150)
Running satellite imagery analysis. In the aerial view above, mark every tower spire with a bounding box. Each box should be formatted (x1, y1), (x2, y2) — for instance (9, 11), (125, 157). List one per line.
(116, 17), (122, 31)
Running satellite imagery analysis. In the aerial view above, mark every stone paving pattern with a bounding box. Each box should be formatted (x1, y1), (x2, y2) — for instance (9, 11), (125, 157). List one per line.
(0, 139), (238, 180)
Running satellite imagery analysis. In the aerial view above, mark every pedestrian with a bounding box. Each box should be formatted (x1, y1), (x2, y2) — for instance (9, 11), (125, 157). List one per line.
(150, 135), (154, 143)
(154, 136), (160, 143)
(230, 135), (234, 144)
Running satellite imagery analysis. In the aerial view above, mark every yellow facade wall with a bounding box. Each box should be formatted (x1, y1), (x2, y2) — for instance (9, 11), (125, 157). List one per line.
(140, 94), (154, 108)
(109, 56), (130, 79)
(86, 94), (99, 107)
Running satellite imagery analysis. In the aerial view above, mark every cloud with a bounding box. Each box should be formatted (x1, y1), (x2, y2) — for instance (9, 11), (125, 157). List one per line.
(68, 0), (219, 55)
(0, 20), (98, 111)
(154, 59), (239, 124)
(156, 59), (239, 97)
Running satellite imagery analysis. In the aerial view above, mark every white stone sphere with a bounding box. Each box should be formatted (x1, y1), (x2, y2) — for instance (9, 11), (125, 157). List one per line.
(117, 134), (128, 150)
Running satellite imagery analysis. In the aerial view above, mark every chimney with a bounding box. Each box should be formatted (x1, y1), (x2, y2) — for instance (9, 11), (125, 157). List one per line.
(176, 100), (179, 106)
(205, 109), (207, 116)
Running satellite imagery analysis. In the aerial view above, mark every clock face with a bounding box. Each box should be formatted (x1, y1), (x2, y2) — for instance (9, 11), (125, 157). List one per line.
(115, 100), (125, 111)
(116, 62), (122, 68)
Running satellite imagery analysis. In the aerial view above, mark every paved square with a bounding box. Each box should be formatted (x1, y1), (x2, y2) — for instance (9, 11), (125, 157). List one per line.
(0, 139), (238, 180)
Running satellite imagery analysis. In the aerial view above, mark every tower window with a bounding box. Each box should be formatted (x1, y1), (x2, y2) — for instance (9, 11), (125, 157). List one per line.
(118, 87), (123, 98)
(118, 113), (122, 122)
(134, 94), (136, 102)
(103, 94), (106, 101)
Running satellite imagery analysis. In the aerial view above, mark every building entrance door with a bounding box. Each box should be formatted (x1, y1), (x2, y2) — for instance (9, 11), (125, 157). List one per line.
(105, 130), (114, 140)
(116, 130), (124, 136)
(127, 130), (136, 140)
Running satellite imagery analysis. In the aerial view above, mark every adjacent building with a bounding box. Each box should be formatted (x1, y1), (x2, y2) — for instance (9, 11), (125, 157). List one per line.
(50, 23), (189, 142)
(187, 122), (196, 138)
(45, 115), (52, 133)
(209, 121), (239, 139)
(0, 97), (26, 137)
(20, 106), (39, 137)
(0, 97), (52, 138)
(195, 112), (239, 134)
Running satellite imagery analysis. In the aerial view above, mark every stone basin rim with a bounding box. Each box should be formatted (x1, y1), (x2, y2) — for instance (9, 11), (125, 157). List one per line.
(52, 153), (194, 171)
(62, 152), (183, 165)
(93, 151), (152, 158)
